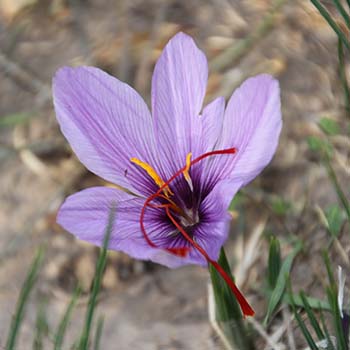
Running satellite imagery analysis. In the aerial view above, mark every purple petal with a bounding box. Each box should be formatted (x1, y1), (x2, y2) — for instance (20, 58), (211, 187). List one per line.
(151, 32), (208, 176)
(200, 96), (225, 151)
(58, 187), (169, 261)
(57, 186), (208, 268)
(53, 66), (158, 195)
(213, 74), (282, 186)
(57, 187), (124, 243)
(151, 217), (230, 268)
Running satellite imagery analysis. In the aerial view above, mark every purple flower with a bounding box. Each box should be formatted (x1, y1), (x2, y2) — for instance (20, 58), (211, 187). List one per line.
(53, 32), (281, 316)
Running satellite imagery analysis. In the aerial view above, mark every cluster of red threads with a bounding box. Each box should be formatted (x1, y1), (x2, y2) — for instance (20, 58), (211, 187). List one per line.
(139, 147), (255, 317)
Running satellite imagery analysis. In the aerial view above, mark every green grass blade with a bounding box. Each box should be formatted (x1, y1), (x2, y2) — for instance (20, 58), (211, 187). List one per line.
(267, 236), (281, 288)
(324, 157), (350, 223)
(93, 316), (104, 350)
(310, 0), (350, 51)
(323, 253), (347, 349)
(294, 312), (319, 349)
(54, 286), (81, 350)
(327, 287), (348, 350)
(78, 206), (116, 350)
(283, 293), (330, 310)
(338, 39), (350, 116)
(300, 291), (324, 340)
(264, 241), (302, 325)
(325, 204), (345, 237)
(33, 301), (49, 350)
(319, 307), (336, 350)
(209, 248), (243, 321)
(5, 247), (45, 350)
(332, 0), (350, 28)
(323, 250), (336, 287)
(209, 247), (254, 350)
(288, 280), (319, 350)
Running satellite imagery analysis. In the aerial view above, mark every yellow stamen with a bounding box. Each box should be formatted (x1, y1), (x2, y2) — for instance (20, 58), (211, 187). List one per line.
(183, 152), (194, 191)
(130, 157), (173, 197)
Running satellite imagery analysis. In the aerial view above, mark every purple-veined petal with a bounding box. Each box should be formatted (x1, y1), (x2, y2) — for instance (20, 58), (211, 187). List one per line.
(57, 186), (211, 268)
(151, 217), (230, 268)
(57, 187), (170, 261)
(200, 96), (225, 152)
(57, 187), (135, 250)
(53, 66), (158, 195)
(151, 32), (208, 177)
(200, 178), (242, 218)
(210, 74), (282, 187)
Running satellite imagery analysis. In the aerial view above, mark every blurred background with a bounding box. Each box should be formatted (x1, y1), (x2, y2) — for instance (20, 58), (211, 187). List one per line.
(0, 0), (349, 349)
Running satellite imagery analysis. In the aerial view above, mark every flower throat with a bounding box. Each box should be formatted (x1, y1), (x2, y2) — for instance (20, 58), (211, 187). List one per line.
(132, 147), (255, 317)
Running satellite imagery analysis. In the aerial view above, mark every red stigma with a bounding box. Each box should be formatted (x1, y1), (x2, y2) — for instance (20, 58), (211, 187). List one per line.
(166, 247), (191, 257)
(139, 147), (255, 317)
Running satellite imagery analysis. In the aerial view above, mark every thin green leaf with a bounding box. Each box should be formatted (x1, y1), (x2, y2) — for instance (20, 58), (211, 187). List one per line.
(283, 293), (331, 311)
(267, 236), (281, 288)
(310, 0), (350, 51)
(300, 291), (325, 340)
(5, 248), (45, 350)
(319, 118), (340, 135)
(209, 247), (254, 350)
(332, 0), (350, 29)
(33, 301), (49, 350)
(209, 248), (243, 321)
(54, 286), (81, 350)
(295, 312), (319, 350)
(294, 311), (319, 350)
(78, 206), (116, 350)
(324, 157), (350, 223)
(323, 251), (336, 287)
(325, 204), (346, 237)
(288, 282), (318, 350)
(327, 287), (347, 350)
(319, 307), (337, 350)
(323, 258), (347, 350)
(93, 316), (104, 350)
(338, 39), (350, 116)
(264, 241), (302, 325)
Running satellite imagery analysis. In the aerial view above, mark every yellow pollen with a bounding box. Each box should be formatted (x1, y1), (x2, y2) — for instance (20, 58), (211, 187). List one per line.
(183, 152), (194, 191)
(130, 157), (173, 197)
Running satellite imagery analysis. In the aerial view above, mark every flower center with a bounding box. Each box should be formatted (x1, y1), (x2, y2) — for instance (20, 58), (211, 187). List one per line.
(180, 207), (199, 228)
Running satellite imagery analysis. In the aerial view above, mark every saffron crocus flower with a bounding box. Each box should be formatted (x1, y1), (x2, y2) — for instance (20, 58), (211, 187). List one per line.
(53, 32), (282, 317)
